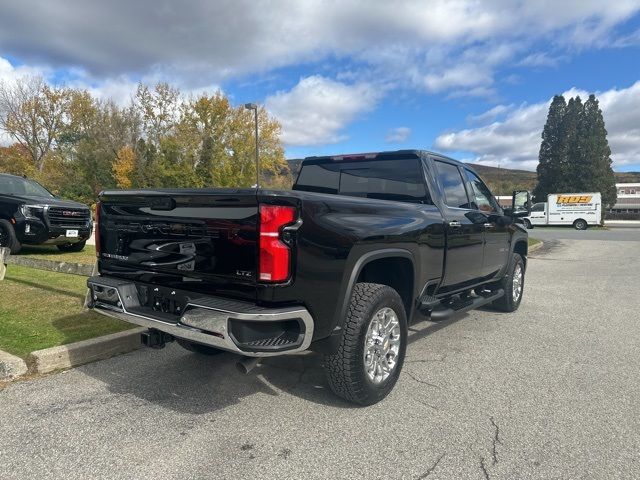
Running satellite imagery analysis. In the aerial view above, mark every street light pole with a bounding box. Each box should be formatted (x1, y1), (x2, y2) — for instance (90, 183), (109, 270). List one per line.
(244, 103), (259, 189)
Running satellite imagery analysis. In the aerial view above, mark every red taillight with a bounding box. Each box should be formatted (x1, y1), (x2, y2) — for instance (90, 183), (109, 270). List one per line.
(259, 204), (296, 282)
(94, 201), (101, 258)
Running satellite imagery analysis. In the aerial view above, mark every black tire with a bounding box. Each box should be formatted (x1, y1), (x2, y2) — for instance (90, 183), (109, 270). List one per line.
(57, 240), (87, 252)
(524, 219), (533, 229)
(176, 338), (224, 356)
(0, 219), (22, 254)
(325, 282), (408, 405)
(491, 253), (525, 312)
(573, 219), (588, 230)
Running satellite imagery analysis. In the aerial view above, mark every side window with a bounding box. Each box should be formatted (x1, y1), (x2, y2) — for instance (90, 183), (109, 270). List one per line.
(531, 203), (545, 212)
(464, 169), (500, 213)
(434, 161), (470, 209)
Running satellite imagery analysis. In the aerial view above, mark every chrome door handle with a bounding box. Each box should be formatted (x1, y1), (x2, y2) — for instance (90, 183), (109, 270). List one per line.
(448, 220), (462, 228)
(483, 223), (494, 228)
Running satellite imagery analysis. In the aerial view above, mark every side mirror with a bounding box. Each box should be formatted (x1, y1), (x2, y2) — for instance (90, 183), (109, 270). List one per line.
(507, 190), (531, 218)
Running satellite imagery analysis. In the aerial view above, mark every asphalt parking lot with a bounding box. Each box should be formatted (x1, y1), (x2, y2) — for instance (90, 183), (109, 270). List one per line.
(1, 231), (639, 479)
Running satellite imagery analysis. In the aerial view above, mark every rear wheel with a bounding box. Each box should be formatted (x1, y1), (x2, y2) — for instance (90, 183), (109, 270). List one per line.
(325, 282), (407, 405)
(490, 253), (525, 312)
(573, 219), (588, 230)
(0, 219), (21, 254)
(176, 338), (224, 356)
(57, 240), (87, 252)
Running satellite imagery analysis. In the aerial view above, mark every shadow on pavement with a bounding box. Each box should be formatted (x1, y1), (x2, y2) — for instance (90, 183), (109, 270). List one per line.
(78, 314), (468, 413)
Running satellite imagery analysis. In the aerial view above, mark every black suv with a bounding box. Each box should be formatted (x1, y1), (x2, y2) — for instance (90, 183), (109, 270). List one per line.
(0, 174), (92, 254)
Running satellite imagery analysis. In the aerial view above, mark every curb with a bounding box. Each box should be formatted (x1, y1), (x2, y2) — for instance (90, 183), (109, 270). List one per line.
(6, 256), (95, 277)
(0, 349), (28, 380)
(529, 240), (543, 253)
(27, 327), (145, 375)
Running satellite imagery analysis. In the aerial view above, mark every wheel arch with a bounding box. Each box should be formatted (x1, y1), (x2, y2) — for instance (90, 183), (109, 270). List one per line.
(338, 249), (415, 327)
(513, 239), (528, 269)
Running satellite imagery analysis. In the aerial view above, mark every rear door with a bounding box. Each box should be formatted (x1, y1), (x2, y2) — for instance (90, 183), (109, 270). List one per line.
(98, 189), (259, 299)
(431, 159), (484, 289)
(463, 168), (509, 278)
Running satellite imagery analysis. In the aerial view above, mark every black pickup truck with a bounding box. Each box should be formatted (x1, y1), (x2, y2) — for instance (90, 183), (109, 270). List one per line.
(87, 150), (530, 405)
(0, 174), (93, 254)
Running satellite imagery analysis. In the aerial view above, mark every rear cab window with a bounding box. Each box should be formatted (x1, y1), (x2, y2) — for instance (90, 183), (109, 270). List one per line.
(294, 156), (432, 204)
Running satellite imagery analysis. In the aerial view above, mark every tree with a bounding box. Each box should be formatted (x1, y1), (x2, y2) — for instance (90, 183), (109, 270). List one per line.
(113, 146), (136, 188)
(534, 94), (616, 206)
(579, 95), (617, 206)
(0, 77), (71, 171)
(534, 95), (566, 201)
(0, 77), (290, 204)
(0, 144), (36, 177)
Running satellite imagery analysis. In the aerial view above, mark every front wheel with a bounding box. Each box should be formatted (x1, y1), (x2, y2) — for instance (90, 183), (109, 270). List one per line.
(325, 283), (407, 405)
(523, 219), (533, 229)
(57, 240), (87, 252)
(0, 219), (22, 254)
(491, 253), (525, 312)
(573, 219), (588, 230)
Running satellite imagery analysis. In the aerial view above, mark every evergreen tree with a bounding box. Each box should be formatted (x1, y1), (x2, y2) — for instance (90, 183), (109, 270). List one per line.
(534, 95), (566, 201)
(562, 96), (584, 190)
(535, 93), (617, 207)
(579, 95), (617, 206)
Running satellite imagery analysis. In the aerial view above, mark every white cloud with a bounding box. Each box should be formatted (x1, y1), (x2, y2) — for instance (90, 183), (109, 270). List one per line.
(467, 104), (514, 124)
(385, 127), (411, 143)
(434, 81), (640, 170)
(265, 76), (382, 146)
(518, 52), (563, 67)
(0, 1), (637, 94)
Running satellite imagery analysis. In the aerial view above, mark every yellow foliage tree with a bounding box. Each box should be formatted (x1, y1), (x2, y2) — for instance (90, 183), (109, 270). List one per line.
(113, 146), (136, 188)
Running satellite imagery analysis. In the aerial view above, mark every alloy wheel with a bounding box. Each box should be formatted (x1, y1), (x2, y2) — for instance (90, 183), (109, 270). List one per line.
(512, 263), (523, 302)
(363, 307), (401, 384)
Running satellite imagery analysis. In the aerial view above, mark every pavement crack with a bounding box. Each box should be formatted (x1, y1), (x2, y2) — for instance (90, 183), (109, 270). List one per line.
(479, 456), (491, 480)
(411, 396), (439, 411)
(490, 416), (502, 465)
(405, 371), (441, 389)
(417, 453), (445, 479)
(406, 353), (448, 364)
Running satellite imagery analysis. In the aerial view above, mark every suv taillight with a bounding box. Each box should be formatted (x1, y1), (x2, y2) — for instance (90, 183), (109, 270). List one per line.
(94, 201), (101, 258)
(259, 204), (296, 282)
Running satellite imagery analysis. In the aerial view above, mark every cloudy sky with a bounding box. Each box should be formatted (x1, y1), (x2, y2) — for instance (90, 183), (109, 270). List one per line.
(1, 0), (640, 171)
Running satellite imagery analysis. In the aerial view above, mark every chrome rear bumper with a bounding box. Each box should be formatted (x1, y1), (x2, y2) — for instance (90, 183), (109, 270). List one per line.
(87, 276), (314, 357)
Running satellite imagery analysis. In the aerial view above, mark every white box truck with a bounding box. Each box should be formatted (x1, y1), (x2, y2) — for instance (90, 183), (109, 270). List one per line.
(525, 193), (602, 230)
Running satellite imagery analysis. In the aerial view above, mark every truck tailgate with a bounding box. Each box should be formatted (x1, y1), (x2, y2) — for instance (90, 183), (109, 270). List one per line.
(97, 189), (258, 299)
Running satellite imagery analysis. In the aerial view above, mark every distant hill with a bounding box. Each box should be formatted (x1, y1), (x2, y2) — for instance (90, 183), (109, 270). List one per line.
(286, 158), (640, 196)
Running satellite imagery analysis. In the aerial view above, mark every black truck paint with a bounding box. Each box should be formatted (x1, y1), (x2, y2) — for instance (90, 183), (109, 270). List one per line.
(0, 174), (93, 254)
(87, 150), (530, 404)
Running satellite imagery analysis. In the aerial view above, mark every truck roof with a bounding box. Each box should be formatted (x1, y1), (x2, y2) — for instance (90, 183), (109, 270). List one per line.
(302, 149), (465, 168)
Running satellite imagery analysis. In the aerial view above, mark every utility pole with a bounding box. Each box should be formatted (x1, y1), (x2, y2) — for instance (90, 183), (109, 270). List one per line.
(244, 103), (259, 188)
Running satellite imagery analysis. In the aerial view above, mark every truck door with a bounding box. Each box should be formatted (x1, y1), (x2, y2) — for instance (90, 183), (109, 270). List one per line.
(431, 159), (484, 289)
(529, 203), (547, 225)
(463, 168), (509, 278)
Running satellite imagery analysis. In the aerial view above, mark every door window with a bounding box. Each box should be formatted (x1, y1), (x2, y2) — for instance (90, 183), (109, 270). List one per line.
(464, 169), (499, 213)
(434, 161), (470, 209)
(531, 203), (545, 212)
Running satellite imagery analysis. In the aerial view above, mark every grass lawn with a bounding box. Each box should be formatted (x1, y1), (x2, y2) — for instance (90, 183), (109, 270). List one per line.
(17, 244), (96, 265)
(0, 265), (133, 358)
(528, 238), (541, 247)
